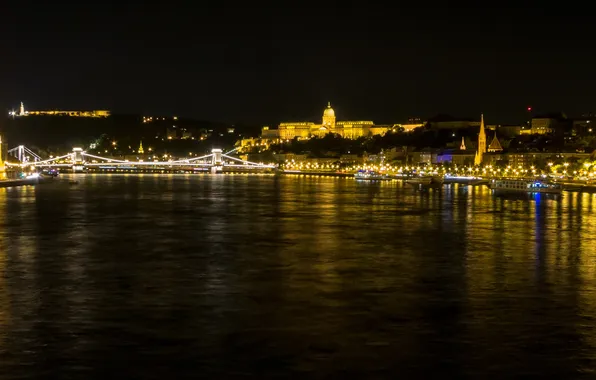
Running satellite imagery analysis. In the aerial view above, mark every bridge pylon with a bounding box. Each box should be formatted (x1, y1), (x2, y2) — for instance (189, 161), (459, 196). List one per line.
(72, 147), (85, 172)
(210, 148), (223, 173)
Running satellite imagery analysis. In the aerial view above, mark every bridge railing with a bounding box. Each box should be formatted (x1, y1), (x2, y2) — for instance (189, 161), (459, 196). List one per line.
(11, 147), (277, 169)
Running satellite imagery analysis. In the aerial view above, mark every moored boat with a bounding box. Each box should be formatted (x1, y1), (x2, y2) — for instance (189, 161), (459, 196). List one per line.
(406, 176), (444, 187)
(354, 170), (391, 181)
(488, 178), (562, 194)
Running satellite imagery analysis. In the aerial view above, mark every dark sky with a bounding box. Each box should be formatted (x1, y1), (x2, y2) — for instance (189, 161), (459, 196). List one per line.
(1, 2), (594, 125)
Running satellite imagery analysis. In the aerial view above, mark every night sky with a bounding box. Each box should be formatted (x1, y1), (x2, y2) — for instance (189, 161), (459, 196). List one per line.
(2, 3), (594, 125)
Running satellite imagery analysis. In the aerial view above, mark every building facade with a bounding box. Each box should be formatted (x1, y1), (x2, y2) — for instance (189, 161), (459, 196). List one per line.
(520, 113), (569, 135)
(0, 134), (5, 179)
(427, 114), (480, 130)
(261, 103), (389, 141)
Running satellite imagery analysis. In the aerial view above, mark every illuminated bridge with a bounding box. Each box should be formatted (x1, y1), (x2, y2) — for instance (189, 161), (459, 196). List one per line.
(7, 147), (276, 174)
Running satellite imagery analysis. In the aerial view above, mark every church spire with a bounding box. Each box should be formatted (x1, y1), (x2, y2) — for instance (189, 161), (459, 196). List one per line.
(460, 136), (466, 150)
(474, 113), (487, 165)
(138, 140), (144, 154)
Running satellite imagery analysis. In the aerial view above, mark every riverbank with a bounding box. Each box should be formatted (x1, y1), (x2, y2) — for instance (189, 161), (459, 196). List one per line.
(0, 176), (52, 188)
(278, 171), (488, 184)
(278, 171), (353, 178)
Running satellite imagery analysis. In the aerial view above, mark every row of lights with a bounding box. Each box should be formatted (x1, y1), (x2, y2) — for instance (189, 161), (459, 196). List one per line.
(281, 161), (596, 178)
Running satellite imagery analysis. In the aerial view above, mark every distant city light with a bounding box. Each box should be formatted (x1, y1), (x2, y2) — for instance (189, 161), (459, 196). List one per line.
(527, 106), (532, 111)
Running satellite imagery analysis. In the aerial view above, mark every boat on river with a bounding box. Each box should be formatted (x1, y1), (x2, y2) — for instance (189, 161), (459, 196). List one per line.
(354, 170), (391, 181)
(488, 178), (562, 194)
(405, 176), (444, 188)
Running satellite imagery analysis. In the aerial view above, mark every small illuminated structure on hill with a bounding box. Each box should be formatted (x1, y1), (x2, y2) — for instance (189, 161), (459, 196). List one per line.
(8, 102), (110, 118)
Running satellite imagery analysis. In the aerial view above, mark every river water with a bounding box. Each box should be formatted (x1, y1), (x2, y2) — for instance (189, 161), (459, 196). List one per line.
(1, 174), (596, 378)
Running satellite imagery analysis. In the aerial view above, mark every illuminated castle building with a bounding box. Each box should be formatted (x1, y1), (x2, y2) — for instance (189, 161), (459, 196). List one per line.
(261, 103), (390, 141)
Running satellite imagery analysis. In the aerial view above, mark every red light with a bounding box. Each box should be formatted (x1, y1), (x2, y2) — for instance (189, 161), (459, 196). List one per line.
(527, 107), (532, 112)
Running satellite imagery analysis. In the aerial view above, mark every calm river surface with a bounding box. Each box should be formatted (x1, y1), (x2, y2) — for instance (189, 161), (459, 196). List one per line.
(1, 174), (596, 378)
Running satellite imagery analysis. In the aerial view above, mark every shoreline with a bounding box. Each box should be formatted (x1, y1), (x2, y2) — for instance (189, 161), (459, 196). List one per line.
(0, 177), (51, 188)
(4, 172), (596, 193)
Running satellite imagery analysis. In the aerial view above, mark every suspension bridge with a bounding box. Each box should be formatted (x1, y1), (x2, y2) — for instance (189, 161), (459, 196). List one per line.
(5, 146), (276, 174)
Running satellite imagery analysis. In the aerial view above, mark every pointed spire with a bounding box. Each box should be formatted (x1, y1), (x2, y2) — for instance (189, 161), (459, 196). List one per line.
(460, 136), (466, 150)
(475, 113), (487, 165)
(327, 101), (331, 108)
(478, 113), (486, 153)
(138, 140), (144, 154)
(488, 131), (503, 152)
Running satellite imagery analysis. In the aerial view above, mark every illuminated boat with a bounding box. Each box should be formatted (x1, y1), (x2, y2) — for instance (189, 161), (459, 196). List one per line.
(354, 170), (391, 181)
(41, 168), (59, 177)
(488, 179), (562, 194)
(405, 176), (444, 187)
(443, 175), (488, 185)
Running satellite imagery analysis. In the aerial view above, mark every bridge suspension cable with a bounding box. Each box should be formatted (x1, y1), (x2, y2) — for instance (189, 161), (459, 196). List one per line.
(168, 153), (214, 163)
(26, 153), (72, 165)
(19, 147), (276, 170)
(221, 154), (274, 167)
(81, 152), (130, 163)
(7, 145), (42, 162)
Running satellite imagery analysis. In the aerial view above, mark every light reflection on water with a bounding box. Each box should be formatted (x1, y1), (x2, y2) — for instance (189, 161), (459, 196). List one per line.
(1, 174), (596, 377)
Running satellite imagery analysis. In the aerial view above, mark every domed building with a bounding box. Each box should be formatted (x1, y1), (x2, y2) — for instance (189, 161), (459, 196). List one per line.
(265, 102), (387, 141)
(322, 102), (336, 129)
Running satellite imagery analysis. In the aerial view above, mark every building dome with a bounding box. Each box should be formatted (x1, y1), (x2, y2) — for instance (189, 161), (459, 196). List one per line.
(323, 102), (335, 118)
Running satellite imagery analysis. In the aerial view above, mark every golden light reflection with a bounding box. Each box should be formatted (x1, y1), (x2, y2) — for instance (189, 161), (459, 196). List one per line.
(0, 188), (11, 345)
(462, 189), (596, 361)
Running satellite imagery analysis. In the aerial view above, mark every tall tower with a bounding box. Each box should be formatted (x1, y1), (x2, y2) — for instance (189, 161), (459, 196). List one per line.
(322, 102), (336, 129)
(474, 113), (486, 165)
(138, 141), (144, 154)
(19, 102), (25, 116)
(460, 136), (466, 150)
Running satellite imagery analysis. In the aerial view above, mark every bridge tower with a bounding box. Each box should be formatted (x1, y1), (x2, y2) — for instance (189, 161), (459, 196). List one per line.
(72, 147), (85, 172)
(17, 145), (24, 163)
(211, 149), (222, 165)
(211, 148), (223, 174)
